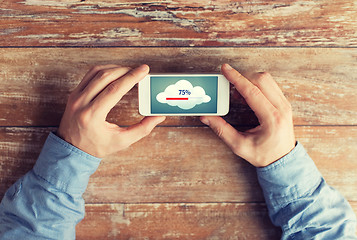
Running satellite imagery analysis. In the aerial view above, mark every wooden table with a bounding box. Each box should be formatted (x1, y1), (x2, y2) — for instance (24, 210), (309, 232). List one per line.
(1, 1), (356, 239)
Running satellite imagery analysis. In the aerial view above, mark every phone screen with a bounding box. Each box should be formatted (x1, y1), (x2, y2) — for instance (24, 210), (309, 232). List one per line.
(150, 75), (218, 114)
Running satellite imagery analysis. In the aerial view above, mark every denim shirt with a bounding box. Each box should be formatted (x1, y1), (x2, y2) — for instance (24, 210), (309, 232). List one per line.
(0, 132), (356, 239)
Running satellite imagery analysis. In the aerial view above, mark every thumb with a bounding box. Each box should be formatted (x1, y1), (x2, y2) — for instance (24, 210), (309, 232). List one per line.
(120, 116), (166, 147)
(200, 116), (244, 153)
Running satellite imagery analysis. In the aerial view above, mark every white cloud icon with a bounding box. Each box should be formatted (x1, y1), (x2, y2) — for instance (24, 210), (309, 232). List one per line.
(156, 80), (211, 110)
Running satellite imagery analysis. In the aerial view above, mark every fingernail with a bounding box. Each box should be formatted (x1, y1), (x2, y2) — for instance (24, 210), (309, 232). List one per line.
(200, 117), (209, 125)
(223, 64), (233, 70)
(138, 64), (149, 72)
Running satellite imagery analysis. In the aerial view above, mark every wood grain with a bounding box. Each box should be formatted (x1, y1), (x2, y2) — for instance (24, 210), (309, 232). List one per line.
(76, 202), (357, 239)
(1, 47), (356, 127)
(76, 203), (281, 240)
(1, 0), (356, 237)
(1, 126), (356, 203)
(1, 0), (357, 47)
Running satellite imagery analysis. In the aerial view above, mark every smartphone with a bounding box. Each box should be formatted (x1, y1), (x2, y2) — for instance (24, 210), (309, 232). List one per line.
(138, 74), (230, 116)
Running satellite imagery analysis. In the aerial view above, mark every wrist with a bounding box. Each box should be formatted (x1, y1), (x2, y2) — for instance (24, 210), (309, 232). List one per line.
(266, 141), (297, 167)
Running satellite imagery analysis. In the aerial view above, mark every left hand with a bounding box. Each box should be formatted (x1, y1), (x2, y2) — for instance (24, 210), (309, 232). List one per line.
(57, 64), (165, 158)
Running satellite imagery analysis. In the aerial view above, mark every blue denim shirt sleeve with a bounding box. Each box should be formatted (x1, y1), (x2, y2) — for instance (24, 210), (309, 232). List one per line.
(257, 142), (357, 239)
(1, 135), (356, 240)
(0, 132), (101, 240)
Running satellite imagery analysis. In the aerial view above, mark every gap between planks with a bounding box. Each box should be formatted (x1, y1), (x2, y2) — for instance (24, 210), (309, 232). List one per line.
(1, 46), (357, 49)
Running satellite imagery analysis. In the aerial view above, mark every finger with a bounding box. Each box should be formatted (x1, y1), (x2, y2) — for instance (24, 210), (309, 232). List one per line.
(243, 72), (289, 111)
(119, 116), (166, 147)
(80, 66), (132, 105)
(200, 116), (245, 154)
(91, 64), (150, 119)
(221, 64), (276, 124)
(73, 64), (122, 93)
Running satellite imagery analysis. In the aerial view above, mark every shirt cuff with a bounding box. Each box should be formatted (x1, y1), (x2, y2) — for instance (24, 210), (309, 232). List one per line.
(33, 132), (102, 195)
(256, 142), (322, 209)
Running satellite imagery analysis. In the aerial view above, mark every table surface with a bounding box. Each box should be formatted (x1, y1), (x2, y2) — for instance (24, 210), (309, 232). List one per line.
(1, 1), (356, 239)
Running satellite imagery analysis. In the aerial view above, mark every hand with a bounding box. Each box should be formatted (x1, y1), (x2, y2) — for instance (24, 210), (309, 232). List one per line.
(200, 64), (295, 167)
(57, 64), (165, 158)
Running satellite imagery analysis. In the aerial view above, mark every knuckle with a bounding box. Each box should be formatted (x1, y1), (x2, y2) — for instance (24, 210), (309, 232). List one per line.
(253, 72), (271, 84)
(119, 67), (132, 77)
(272, 109), (281, 120)
(69, 98), (80, 110)
(90, 65), (103, 73)
(270, 109), (287, 127)
(258, 72), (271, 80)
(244, 85), (262, 99)
(125, 69), (137, 79)
(67, 93), (82, 111)
(77, 108), (92, 127)
(215, 127), (224, 138)
(97, 69), (113, 79)
(214, 121), (228, 138)
(106, 82), (120, 94)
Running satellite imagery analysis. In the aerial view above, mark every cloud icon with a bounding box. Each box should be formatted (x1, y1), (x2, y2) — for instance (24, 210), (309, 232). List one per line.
(156, 80), (211, 110)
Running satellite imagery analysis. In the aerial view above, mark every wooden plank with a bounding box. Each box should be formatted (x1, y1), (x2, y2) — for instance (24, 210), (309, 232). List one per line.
(76, 203), (281, 240)
(1, 0), (357, 47)
(1, 47), (357, 126)
(77, 202), (357, 239)
(1, 126), (356, 203)
(0, 127), (50, 193)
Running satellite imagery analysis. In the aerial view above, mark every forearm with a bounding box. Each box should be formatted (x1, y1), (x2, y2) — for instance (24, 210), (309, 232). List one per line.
(0, 133), (101, 239)
(257, 142), (357, 239)
(0, 64), (163, 239)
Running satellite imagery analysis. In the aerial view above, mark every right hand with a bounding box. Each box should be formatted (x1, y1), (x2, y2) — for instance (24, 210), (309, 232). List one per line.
(200, 64), (296, 167)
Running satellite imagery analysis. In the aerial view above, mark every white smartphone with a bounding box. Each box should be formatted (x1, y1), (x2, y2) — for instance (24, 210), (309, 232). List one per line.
(138, 74), (230, 116)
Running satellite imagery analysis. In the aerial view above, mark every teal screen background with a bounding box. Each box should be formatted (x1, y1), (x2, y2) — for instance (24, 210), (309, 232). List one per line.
(150, 76), (218, 114)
